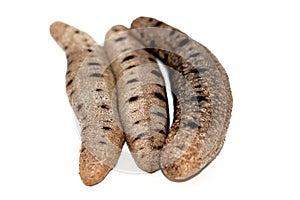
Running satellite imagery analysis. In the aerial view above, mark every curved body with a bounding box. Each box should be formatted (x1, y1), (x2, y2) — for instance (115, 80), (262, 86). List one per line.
(50, 22), (124, 185)
(131, 17), (233, 181)
(104, 25), (168, 172)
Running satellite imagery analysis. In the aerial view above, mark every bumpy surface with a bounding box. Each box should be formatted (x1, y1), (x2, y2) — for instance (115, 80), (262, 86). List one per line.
(131, 17), (233, 181)
(104, 25), (168, 172)
(50, 22), (124, 186)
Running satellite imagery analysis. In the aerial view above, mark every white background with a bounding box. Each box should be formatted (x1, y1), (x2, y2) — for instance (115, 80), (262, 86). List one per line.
(0, 0), (299, 199)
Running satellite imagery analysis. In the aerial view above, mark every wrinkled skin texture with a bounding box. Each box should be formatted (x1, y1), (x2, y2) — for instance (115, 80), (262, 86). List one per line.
(50, 22), (124, 186)
(104, 25), (169, 173)
(131, 17), (233, 181)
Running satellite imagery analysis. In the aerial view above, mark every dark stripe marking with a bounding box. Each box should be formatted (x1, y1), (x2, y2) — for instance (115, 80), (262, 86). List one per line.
(88, 62), (100, 66)
(154, 112), (166, 118)
(124, 65), (136, 70)
(190, 69), (199, 74)
(127, 79), (138, 84)
(190, 95), (206, 102)
(151, 70), (162, 78)
(154, 21), (163, 26)
(190, 52), (200, 58)
(185, 122), (199, 129)
(159, 130), (167, 135)
(95, 88), (102, 92)
(133, 133), (147, 142)
(103, 127), (112, 130)
(90, 73), (103, 77)
(82, 126), (88, 131)
(70, 90), (75, 96)
(140, 32), (144, 38)
(163, 53), (169, 62)
(169, 29), (176, 36)
(67, 60), (73, 66)
(128, 96), (139, 102)
(87, 49), (93, 52)
(155, 83), (164, 88)
(178, 38), (190, 47)
(134, 120), (140, 125)
(154, 129), (167, 136)
(150, 40), (156, 48)
(77, 104), (83, 111)
(148, 57), (156, 62)
(185, 68), (199, 75)
(115, 37), (126, 42)
(154, 92), (166, 101)
(100, 105), (109, 110)
(122, 55), (135, 63)
(99, 141), (107, 145)
(156, 145), (163, 150)
(66, 79), (73, 87)
(121, 48), (131, 52)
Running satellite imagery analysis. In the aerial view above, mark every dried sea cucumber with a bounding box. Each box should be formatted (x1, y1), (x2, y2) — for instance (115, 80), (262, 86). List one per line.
(131, 17), (233, 181)
(104, 25), (168, 172)
(50, 22), (124, 185)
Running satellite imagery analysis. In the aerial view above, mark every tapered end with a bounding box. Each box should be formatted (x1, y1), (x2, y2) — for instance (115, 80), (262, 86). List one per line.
(131, 17), (160, 28)
(160, 149), (201, 182)
(105, 25), (128, 40)
(132, 152), (160, 173)
(50, 21), (68, 41)
(79, 146), (112, 186)
(50, 21), (97, 54)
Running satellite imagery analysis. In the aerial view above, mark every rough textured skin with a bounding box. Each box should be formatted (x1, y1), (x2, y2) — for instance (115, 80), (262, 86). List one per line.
(131, 17), (233, 181)
(50, 22), (124, 186)
(79, 146), (111, 185)
(104, 25), (168, 172)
